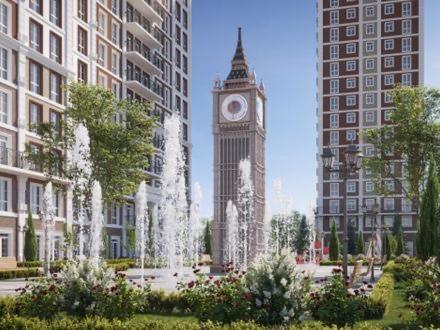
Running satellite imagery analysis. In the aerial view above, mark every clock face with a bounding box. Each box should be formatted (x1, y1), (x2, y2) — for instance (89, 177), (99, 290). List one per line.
(256, 96), (264, 126)
(222, 94), (248, 122)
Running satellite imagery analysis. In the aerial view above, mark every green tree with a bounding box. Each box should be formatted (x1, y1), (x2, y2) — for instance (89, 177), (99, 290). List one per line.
(356, 231), (364, 255)
(383, 232), (396, 261)
(203, 220), (212, 255)
(26, 82), (156, 205)
(347, 220), (356, 255)
(395, 227), (405, 256)
(329, 219), (340, 261)
(24, 211), (37, 261)
(363, 86), (440, 213)
(294, 215), (310, 255)
(417, 159), (440, 260)
(125, 224), (136, 257)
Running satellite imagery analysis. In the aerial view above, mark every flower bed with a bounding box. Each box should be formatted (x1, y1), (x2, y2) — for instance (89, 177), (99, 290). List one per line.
(0, 268), (41, 280)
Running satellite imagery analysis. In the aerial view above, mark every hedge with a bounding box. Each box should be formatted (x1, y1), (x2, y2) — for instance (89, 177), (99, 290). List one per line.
(319, 260), (368, 266)
(0, 268), (41, 280)
(17, 259), (136, 272)
(370, 272), (394, 315)
(0, 316), (384, 330)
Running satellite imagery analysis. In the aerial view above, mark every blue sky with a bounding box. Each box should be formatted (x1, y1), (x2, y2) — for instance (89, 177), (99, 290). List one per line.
(190, 0), (440, 218)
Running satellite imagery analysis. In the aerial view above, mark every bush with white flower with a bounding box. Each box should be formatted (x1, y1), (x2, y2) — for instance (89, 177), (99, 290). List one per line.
(244, 249), (310, 325)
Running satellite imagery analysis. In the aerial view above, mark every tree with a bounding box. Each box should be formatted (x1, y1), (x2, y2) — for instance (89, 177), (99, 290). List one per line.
(347, 220), (357, 255)
(294, 215), (310, 255)
(363, 86), (440, 214)
(125, 224), (136, 257)
(271, 211), (302, 253)
(383, 232), (396, 261)
(203, 220), (212, 255)
(356, 231), (364, 255)
(329, 219), (340, 261)
(26, 82), (156, 205)
(395, 227), (405, 256)
(24, 211), (37, 261)
(417, 159), (440, 260)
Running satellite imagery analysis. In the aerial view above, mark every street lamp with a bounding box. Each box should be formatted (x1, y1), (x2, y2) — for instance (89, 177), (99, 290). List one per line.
(361, 202), (380, 282)
(321, 143), (363, 278)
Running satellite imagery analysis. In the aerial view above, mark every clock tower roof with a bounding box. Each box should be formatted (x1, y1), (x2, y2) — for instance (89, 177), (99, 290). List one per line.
(225, 27), (251, 88)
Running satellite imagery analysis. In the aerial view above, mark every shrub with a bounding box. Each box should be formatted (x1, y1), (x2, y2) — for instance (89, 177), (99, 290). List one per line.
(370, 272), (394, 315)
(142, 290), (190, 314)
(0, 268), (41, 279)
(17, 261), (42, 268)
(244, 250), (310, 325)
(24, 211), (37, 261)
(0, 296), (21, 318)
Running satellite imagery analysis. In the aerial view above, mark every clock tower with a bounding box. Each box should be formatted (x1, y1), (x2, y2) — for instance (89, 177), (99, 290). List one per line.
(212, 28), (266, 270)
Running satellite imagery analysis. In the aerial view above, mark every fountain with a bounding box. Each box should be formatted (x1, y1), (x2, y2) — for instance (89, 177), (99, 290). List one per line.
(135, 181), (148, 282)
(189, 182), (203, 264)
(89, 181), (103, 266)
(42, 182), (55, 275)
(158, 114), (189, 274)
(225, 200), (239, 265)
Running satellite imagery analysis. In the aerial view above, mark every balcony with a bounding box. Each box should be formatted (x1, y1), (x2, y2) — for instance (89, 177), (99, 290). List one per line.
(125, 69), (162, 102)
(129, 0), (162, 26)
(125, 10), (162, 49)
(125, 41), (162, 76)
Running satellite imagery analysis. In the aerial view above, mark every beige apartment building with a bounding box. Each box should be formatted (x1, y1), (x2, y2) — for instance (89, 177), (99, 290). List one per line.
(316, 0), (423, 255)
(0, 0), (191, 261)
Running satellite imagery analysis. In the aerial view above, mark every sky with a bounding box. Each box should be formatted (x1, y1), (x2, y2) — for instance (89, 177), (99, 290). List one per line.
(190, 0), (440, 218)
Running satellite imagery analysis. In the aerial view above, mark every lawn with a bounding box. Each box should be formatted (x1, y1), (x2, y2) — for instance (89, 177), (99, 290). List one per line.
(134, 313), (198, 323)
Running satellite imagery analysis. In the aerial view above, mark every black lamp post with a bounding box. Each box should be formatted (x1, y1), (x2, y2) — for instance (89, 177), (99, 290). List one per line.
(321, 143), (363, 278)
(361, 202), (380, 282)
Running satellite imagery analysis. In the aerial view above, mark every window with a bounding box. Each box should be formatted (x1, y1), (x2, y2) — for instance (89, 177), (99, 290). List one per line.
(402, 2), (412, 17)
(402, 38), (411, 52)
(402, 20), (412, 34)
(29, 102), (42, 132)
(346, 95), (356, 106)
(346, 43), (356, 54)
(330, 131), (339, 145)
(347, 199), (356, 211)
(346, 77), (356, 89)
(29, 61), (42, 94)
(0, 177), (10, 211)
(110, 204), (119, 224)
(366, 93), (375, 105)
(77, 60), (87, 82)
(402, 55), (411, 70)
(98, 72), (107, 87)
(384, 56), (394, 68)
(365, 24), (375, 35)
(365, 76), (375, 87)
(365, 146), (375, 157)
(384, 198), (395, 211)
(329, 200), (339, 214)
(401, 199), (412, 213)
(346, 130), (356, 141)
(385, 92), (393, 104)
(330, 45), (339, 60)
(182, 32), (188, 51)
(182, 9), (188, 29)
(384, 216), (394, 227)
(50, 0), (61, 27)
(364, 198), (375, 210)
(0, 91), (8, 124)
(30, 0), (42, 14)
(175, 24), (181, 44)
(347, 181), (356, 193)
(78, 0), (87, 21)
(330, 97), (339, 111)
(111, 51), (119, 75)
(50, 110), (61, 136)
(97, 10), (107, 35)
(330, 182), (339, 197)
(111, 0), (119, 15)
(365, 58), (375, 70)
(384, 74), (394, 86)
(330, 0), (339, 8)
(29, 19), (43, 52)
(365, 181), (374, 193)
(401, 215), (412, 227)
(366, 6), (375, 17)
(384, 39), (395, 52)
(329, 114), (339, 128)
(330, 28), (339, 42)
(346, 61), (356, 71)
(330, 62), (339, 77)
(112, 81), (120, 99)
(52, 188), (59, 217)
(366, 111), (374, 123)
(50, 33), (62, 64)
(365, 41), (375, 52)
(0, 3), (8, 34)
(111, 22), (119, 44)
(384, 4), (394, 15)
(329, 79), (339, 94)
(183, 78), (188, 97)
(402, 73), (411, 86)
(346, 26), (356, 37)
(0, 47), (7, 79)
(384, 21), (394, 33)
(175, 48), (181, 68)
(97, 42), (106, 66)
(384, 110), (393, 121)
(346, 8), (356, 19)
(346, 112), (356, 123)
(330, 11), (339, 25)
(78, 27), (88, 55)
(183, 55), (188, 74)
(50, 71), (62, 103)
(385, 180), (394, 192)
(0, 233), (9, 257)
(29, 183), (42, 214)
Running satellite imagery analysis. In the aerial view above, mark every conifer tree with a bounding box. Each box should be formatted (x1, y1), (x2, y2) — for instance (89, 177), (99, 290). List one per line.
(294, 215), (310, 255)
(329, 219), (340, 261)
(24, 211), (37, 261)
(347, 220), (357, 255)
(395, 227), (405, 256)
(356, 231), (364, 255)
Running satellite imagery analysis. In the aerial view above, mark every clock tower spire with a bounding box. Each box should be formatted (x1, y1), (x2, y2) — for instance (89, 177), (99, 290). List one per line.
(212, 28), (266, 271)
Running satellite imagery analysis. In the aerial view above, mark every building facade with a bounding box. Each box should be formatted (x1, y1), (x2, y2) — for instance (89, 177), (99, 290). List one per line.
(0, 0), (191, 261)
(316, 0), (423, 256)
(212, 29), (266, 269)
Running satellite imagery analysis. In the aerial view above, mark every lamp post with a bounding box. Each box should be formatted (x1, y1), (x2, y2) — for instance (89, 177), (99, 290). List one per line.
(361, 202), (380, 282)
(321, 143), (363, 278)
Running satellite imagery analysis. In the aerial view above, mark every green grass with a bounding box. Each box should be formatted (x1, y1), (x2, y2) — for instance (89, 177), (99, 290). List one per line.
(134, 313), (198, 323)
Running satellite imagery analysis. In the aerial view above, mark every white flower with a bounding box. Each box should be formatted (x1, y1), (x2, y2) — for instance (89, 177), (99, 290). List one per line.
(283, 316), (290, 322)
(283, 291), (291, 299)
(280, 306), (288, 316)
(280, 278), (287, 287)
(263, 290), (271, 298)
(256, 298), (262, 307)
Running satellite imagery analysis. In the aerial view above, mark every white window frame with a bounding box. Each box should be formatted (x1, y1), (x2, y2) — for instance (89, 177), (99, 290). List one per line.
(330, 182), (339, 197)
(346, 130), (356, 142)
(384, 198), (395, 211)
(384, 74), (394, 86)
(0, 176), (11, 212)
(346, 60), (356, 72)
(385, 180), (395, 192)
(330, 96), (339, 111)
(346, 26), (356, 37)
(365, 146), (375, 157)
(329, 114), (339, 128)
(402, 20), (412, 34)
(347, 181), (356, 193)
(365, 76), (375, 87)
(29, 182), (42, 215)
(384, 56), (394, 68)
(346, 77), (356, 89)
(0, 47), (9, 80)
(402, 2), (412, 17)
(329, 200), (339, 214)
(384, 21), (394, 33)
(330, 131), (339, 146)
(385, 92), (393, 104)
(330, 79), (339, 94)
(384, 110), (393, 121)
(346, 43), (356, 54)
(347, 8), (356, 19)
(346, 95), (356, 106)
(97, 42), (107, 67)
(330, 62), (339, 77)
(365, 111), (374, 123)
(347, 199), (356, 211)
(366, 93), (375, 105)
(402, 55), (411, 70)
(49, 72), (61, 103)
(365, 181), (375, 193)
(365, 24), (375, 35)
(401, 215), (412, 227)
(402, 37), (412, 52)
(111, 51), (119, 75)
(330, 11), (339, 25)
(365, 58), (375, 70)
(346, 112), (356, 124)
(384, 4), (394, 15)
(402, 73), (411, 87)
(97, 10), (107, 35)
(365, 6), (375, 17)
(365, 41), (375, 53)
(98, 72), (107, 87)
(330, 45), (339, 60)
(384, 39), (394, 51)
(330, 28), (339, 42)
(111, 21), (119, 44)
(0, 88), (10, 124)
(0, 3), (11, 35)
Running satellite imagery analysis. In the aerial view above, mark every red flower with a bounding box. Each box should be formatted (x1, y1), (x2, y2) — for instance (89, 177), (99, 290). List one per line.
(198, 262), (203, 266)
(244, 292), (252, 301)
(188, 281), (195, 288)
(208, 276), (213, 280)
(193, 269), (200, 274)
